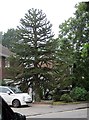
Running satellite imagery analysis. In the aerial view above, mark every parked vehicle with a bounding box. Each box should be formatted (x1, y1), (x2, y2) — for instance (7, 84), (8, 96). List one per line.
(0, 86), (32, 107)
(0, 96), (26, 120)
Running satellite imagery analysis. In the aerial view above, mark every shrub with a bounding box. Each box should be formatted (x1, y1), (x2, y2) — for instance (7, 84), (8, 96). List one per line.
(70, 87), (87, 101)
(52, 89), (62, 101)
(60, 94), (73, 102)
(53, 95), (60, 102)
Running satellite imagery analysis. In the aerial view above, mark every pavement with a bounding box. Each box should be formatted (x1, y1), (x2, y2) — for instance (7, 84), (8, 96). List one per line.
(32, 102), (88, 111)
(12, 102), (88, 117)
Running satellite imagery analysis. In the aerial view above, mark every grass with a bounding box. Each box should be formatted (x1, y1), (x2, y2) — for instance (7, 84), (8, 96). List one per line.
(34, 100), (80, 105)
(52, 101), (80, 105)
(33, 99), (88, 105)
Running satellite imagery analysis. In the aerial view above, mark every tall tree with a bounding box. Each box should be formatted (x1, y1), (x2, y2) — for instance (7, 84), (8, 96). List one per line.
(14, 8), (57, 101)
(57, 2), (89, 90)
(2, 28), (18, 50)
(71, 2), (89, 90)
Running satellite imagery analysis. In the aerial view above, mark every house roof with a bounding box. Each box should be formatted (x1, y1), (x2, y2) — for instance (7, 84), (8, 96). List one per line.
(0, 44), (12, 57)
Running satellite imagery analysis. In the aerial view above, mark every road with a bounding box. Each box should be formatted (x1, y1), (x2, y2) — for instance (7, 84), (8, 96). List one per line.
(12, 103), (88, 119)
(27, 108), (87, 118)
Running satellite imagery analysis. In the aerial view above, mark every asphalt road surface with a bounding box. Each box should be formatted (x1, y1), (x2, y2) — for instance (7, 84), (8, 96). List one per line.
(27, 108), (87, 118)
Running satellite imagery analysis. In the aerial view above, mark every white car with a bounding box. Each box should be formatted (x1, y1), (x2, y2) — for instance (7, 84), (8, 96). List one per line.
(0, 86), (32, 107)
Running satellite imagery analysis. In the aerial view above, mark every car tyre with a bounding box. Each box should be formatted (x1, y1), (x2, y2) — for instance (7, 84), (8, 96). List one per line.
(12, 99), (21, 108)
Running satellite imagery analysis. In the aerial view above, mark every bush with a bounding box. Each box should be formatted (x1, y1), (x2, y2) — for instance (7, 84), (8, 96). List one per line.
(53, 95), (60, 102)
(52, 87), (70, 102)
(60, 94), (73, 102)
(70, 87), (87, 101)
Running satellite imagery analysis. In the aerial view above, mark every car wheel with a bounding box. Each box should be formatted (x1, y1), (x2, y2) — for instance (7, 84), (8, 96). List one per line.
(12, 99), (21, 108)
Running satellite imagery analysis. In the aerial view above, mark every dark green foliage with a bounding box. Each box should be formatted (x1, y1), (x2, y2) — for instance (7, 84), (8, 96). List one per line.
(53, 95), (60, 102)
(5, 55), (23, 80)
(2, 28), (18, 50)
(71, 2), (89, 89)
(55, 2), (89, 90)
(19, 81), (28, 93)
(60, 94), (73, 102)
(70, 87), (87, 101)
(52, 87), (71, 101)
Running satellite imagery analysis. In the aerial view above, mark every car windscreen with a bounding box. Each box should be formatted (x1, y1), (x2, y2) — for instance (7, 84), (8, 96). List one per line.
(9, 87), (22, 93)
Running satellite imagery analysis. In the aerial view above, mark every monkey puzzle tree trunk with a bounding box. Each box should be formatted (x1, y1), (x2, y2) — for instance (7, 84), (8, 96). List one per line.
(34, 81), (41, 102)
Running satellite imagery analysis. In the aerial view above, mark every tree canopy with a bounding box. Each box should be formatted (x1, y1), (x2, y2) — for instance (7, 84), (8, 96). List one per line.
(2, 28), (18, 50)
(56, 2), (89, 90)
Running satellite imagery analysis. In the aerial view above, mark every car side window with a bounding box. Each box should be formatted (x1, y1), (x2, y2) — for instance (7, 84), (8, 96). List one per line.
(0, 88), (11, 93)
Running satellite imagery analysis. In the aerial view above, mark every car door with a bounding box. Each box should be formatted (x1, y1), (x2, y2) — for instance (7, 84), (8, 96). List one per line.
(0, 87), (14, 105)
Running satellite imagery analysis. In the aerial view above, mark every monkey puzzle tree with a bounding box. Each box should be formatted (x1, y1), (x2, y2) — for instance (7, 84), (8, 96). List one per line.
(14, 8), (57, 101)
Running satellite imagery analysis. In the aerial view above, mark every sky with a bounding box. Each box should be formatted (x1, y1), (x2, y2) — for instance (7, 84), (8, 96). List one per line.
(0, 0), (87, 37)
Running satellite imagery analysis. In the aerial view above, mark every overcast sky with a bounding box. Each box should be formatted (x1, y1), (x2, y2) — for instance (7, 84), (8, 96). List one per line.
(0, 0), (86, 37)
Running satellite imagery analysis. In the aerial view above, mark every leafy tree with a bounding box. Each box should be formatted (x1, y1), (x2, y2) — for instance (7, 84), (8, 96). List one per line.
(13, 8), (57, 101)
(71, 2), (89, 90)
(2, 28), (18, 50)
(5, 55), (23, 81)
(54, 18), (74, 89)
(56, 2), (89, 90)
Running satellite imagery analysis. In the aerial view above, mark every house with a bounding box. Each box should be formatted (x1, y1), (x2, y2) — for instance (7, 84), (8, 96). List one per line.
(0, 44), (12, 80)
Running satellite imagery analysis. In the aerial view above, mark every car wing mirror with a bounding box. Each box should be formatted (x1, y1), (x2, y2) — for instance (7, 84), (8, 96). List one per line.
(7, 91), (11, 95)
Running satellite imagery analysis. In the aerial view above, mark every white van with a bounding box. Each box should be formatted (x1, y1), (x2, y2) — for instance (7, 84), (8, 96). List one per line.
(0, 86), (32, 107)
